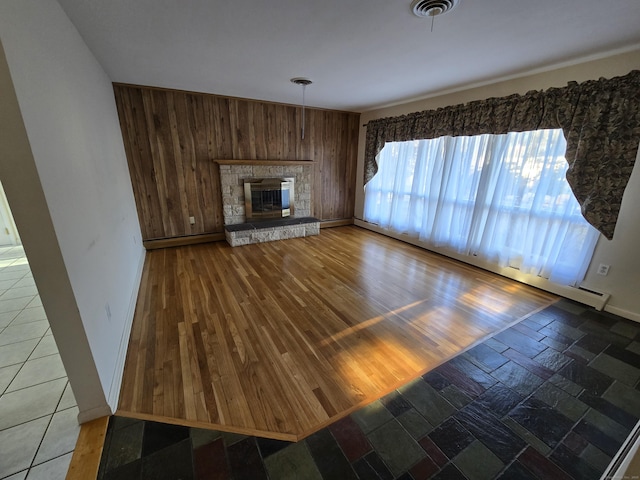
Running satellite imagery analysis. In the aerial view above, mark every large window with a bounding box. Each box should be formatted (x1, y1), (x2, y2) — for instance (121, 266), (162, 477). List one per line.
(363, 129), (599, 286)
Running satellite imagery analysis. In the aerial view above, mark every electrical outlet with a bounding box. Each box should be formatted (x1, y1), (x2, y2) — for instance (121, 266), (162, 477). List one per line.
(189, 216), (196, 225)
(597, 264), (610, 276)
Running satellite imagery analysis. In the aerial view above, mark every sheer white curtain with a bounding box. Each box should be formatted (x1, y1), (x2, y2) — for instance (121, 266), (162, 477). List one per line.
(363, 129), (599, 286)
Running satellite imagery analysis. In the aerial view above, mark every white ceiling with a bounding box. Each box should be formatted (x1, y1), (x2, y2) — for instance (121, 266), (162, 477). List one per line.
(57, 0), (640, 112)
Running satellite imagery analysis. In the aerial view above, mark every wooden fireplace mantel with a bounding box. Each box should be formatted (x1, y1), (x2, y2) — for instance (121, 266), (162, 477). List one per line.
(214, 159), (316, 166)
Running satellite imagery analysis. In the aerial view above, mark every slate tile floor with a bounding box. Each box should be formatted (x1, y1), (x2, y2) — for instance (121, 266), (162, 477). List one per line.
(0, 245), (79, 479)
(99, 300), (640, 479)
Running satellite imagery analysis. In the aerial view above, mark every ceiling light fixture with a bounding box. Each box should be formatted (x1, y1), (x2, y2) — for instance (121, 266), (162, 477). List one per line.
(291, 77), (312, 140)
(411, 0), (459, 32)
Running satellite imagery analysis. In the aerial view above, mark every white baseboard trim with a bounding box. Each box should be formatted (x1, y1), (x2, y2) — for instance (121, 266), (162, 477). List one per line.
(107, 247), (146, 412)
(604, 305), (640, 323)
(601, 420), (640, 480)
(77, 403), (113, 424)
(353, 219), (611, 311)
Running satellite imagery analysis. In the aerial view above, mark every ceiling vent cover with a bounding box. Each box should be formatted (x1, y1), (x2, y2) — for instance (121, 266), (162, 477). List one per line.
(411, 0), (458, 18)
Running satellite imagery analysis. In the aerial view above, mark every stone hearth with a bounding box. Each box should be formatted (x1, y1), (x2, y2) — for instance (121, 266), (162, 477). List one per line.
(215, 160), (320, 246)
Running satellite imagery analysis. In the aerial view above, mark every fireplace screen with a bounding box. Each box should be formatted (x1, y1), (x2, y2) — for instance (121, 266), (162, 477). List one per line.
(244, 178), (294, 219)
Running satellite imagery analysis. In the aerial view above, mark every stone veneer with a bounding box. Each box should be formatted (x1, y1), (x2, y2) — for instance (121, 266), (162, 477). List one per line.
(216, 160), (319, 246)
(224, 217), (320, 247)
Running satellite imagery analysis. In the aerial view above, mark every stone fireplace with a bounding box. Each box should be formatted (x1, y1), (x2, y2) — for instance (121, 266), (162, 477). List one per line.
(215, 160), (320, 246)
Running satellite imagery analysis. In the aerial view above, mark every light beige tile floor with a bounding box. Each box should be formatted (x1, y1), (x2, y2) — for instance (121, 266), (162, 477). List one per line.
(0, 245), (79, 479)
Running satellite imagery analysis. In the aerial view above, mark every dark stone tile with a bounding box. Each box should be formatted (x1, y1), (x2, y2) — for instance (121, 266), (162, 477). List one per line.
(98, 421), (114, 479)
(544, 305), (586, 328)
(494, 328), (547, 358)
(580, 443), (613, 473)
(583, 409), (631, 444)
(409, 456), (439, 480)
(580, 309), (619, 328)
(256, 437), (292, 459)
(141, 438), (194, 480)
(533, 382), (589, 422)
(573, 418), (623, 457)
(436, 362), (485, 398)
(398, 378), (456, 427)
(558, 360), (614, 396)
(497, 460), (537, 480)
(508, 397), (575, 449)
(396, 474), (414, 480)
(220, 431), (247, 447)
(453, 440), (504, 480)
(306, 428), (358, 480)
(575, 334), (610, 355)
(503, 348), (554, 380)
(578, 391), (638, 429)
(418, 435), (448, 468)
(517, 446), (572, 480)
(190, 428), (222, 449)
(512, 322), (546, 342)
(228, 438), (268, 480)
(549, 444), (601, 480)
(590, 353), (640, 386)
(501, 417), (550, 456)
(430, 464), (466, 480)
(351, 400), (394, 434)
(491, 361), (544, 396)
(485, 337), (509, 353)
(549, 373), (584, 396)
(603, 381), (640, 418)
(455, 402), (525, 463)
(422, 371), (451, 391)
(380, 390), (413, 417)
(397, 408), (434, 439)
(105, 421), (144, 472)
(473, 384), (523, 418)
(439, 384), (472, 410)
(264, 441), (322, 480)
(540, 320), (584, 341)
(540, 335), (571, 352)
(605, 344), (640, 368)
(141, 421), (190, 457)
(523, 312), (554, 329)
(428, 418), (475, 460)
(111, 416), (143, 431)
(563, 348), (590, 364)
(366, 419), (426, 477)
(449, 356), (498, 389)
(328, 415), (372, 462)
(466, 343), (509, 371)
(533, 348), (572, 372)
(193, 439), (229, 480)
(578, 320), (632, 348)
(611, 320), (640, 339)
(103, 459), (142, 480)
(362, 451), (394, 480)
(561, 431), (589, 455)
(352, 457), (381, 480)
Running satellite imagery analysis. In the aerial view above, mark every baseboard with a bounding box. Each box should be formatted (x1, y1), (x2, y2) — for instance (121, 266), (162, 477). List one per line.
(77, 404), (113, 424)
(353, 219), (611, 311)
(605, 305), (640, 323)
(143, 232), (225, 250)
(320, 218), (354, 228)
(107, 247), (146, 412)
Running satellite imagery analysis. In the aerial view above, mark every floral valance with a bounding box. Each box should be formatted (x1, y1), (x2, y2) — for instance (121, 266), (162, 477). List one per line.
(364, 70), (640, 239)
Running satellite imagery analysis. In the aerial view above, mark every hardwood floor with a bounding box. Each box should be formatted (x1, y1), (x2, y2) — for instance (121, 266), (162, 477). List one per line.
(118, 226), (557, 440)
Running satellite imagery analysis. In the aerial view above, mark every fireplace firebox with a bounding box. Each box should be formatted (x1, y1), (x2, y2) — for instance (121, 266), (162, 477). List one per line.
(244, 177), (295, 219)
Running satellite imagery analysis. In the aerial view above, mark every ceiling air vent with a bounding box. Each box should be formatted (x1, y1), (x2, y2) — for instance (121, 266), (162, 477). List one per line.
(411, 0), (458, 18)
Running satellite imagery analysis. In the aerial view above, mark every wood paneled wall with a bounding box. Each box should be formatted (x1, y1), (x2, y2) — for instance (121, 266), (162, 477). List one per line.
(113, 84), (360, 241)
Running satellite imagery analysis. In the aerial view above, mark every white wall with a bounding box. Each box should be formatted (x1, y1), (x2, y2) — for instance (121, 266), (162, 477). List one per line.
(356, 49), (640, 320)
(0, 0), (145, 420)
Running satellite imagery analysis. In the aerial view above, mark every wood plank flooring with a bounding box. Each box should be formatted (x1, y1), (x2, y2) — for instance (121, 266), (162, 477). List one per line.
(118, 226), (557, 440)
